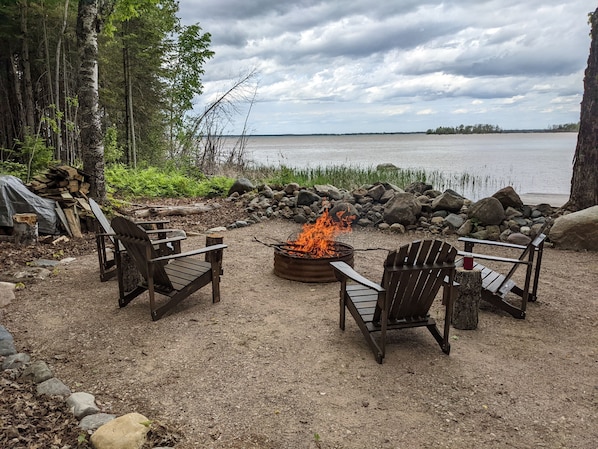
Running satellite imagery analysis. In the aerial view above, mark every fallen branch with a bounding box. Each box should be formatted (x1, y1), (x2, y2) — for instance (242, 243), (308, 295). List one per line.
(133, 203), (220, 218)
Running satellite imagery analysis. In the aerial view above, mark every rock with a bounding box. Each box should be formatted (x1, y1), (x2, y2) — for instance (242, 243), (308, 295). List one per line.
(296, 190), (320, 206)
(493, 186), (523, 209)
(67, 391), (100, 419)
(506, 232), (532, 245)
(376, 163), (398, 170)
(80, 413), (117, 432)
(432, 191), (465, 212)
(404, 181), (433, 195)
(227, 178), (254, 196)
(383, 193), (421, 226)
(550, 206), (598, 251)
(314, 184), (342, 200)
(284, 182), (300, 194)
(366, 184), (386, 201)
(457, 219), (474, 236)
(36, 377), (71, 397)
(445, 213), (465, 229)
(0, 282), (16, 306)
(91, 412), (151, 449)
(329, 202), (359, 223)
(0, 339), (16, 356)
(389, 223), (406, 233)
(468, 197), (506, 226)
(2, 353), (30, 370)
(20, 360), (53, 383)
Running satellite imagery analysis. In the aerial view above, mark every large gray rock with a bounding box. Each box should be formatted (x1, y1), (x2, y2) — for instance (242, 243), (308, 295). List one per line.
(383, 193), (421, 226)
(493, 186), (523, 209)
(329, 202), (359, 223)
(549, 206), (598, 251)
(296, 190), (320, 206)
(432, 191), (465, 212)
(468, 197), (506, 225)
(20, 360), (53, 383)
(227, 177), (254, 196)
(37, 378), (71, 397)
(314, 184), (343, 200)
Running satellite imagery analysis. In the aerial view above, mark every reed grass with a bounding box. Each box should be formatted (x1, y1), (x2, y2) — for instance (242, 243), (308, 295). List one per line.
(245, 164), (518, 200)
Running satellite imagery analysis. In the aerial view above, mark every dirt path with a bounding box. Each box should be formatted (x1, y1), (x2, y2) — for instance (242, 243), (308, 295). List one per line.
(3, 220), (598, 448)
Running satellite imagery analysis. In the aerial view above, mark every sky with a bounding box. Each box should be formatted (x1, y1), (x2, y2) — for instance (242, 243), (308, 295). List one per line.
(177, 0), (593, 135)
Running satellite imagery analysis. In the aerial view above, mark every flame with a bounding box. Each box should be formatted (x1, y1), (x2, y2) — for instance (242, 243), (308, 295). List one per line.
(288, 209), (354, 258)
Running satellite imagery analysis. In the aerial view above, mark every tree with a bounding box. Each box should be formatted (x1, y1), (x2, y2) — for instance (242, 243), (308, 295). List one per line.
(566, 8), (598, 211)
(77, 0), (106, 200)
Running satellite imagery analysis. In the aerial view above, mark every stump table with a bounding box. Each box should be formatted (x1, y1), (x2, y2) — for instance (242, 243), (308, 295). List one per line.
(452, 267), (482, 330)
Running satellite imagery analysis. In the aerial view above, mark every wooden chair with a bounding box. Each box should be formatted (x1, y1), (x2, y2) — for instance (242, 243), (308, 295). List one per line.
(89, 198), (185, 282)
(111, 216), (227, 321)
(331, 240), (457, 364)
(457, 222), (548, 319)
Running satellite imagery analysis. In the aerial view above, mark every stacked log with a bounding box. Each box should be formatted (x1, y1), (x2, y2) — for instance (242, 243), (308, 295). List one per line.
(27, 165), (93, 237)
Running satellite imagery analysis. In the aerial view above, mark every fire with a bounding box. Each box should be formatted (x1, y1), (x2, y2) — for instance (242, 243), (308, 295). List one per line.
(288, 209), (354, 258)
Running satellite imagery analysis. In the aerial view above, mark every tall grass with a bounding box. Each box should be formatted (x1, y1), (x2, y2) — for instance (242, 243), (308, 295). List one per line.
(102, 163), (515, 200)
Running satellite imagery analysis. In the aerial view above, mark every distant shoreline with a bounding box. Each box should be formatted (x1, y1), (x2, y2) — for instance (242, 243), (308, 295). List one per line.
(226, 130), (578, 138)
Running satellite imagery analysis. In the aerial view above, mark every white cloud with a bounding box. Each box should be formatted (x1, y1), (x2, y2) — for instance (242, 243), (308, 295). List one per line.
(180, 0), (592, 133)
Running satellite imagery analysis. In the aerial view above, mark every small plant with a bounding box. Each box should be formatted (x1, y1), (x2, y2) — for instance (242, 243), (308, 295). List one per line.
(314, 432), (322, 447)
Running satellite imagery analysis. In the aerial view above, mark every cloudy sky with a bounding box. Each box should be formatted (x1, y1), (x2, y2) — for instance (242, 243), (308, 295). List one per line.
(178, 0), (593, 135)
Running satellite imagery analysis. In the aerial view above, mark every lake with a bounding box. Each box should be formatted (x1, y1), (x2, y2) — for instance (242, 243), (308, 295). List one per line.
(233, 133), (577, 201)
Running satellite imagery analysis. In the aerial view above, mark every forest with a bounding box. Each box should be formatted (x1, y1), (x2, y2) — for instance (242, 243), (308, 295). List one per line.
(0, 0), (254, 187)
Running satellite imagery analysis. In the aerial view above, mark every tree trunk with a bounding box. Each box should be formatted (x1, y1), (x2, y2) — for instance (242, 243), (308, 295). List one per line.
(20, 0), (35, 132)
(565, 7), (598, 211)
(76, 0), (106, 201)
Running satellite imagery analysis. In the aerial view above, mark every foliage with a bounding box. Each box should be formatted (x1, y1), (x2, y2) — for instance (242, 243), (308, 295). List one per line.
(15, 134), (57, 181)
(105, 165), (233, 198)
(103, 124), (124, 164)
(426, 124), (502, 134)
(0, 161), (28, 179)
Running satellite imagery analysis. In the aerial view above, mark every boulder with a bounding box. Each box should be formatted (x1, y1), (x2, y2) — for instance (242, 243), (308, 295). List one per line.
(227, 177), (254, 196)
(549, 206), (598, 251)
(296, 190), (320, 206)
(493, 186), (523, 209)
(468, 197), (505, 225)
(432, 191), (465, 212)
(314, 184), (343, 200)
(383, 193), (421, 226)
(329, 202), (359, 223)
(90, 412), (151, 449)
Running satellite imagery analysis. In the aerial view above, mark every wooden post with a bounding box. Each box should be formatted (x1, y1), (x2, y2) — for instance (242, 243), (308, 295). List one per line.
(12, 213), (38, 245)
(206, 234), (224, 303)
(452, 267), (482, 330)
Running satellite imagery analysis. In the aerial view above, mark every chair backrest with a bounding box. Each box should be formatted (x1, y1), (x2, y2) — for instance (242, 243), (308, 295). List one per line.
(375, 240), (457, 322)
(497, 222), (549, 293)
(89, 198), (114, 239)
(111, 216), (172, 289)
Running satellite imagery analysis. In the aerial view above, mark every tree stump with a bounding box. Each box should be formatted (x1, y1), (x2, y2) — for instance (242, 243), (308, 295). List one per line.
(12, 213), (38, 245)
(452, 267), (482, 330)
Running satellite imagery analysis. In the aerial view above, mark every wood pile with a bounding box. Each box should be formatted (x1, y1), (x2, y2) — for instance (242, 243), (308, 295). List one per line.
(27, 165), (93, 238)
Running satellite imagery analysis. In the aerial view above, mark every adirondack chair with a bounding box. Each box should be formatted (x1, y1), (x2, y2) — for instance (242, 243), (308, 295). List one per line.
(331, 240), (457, 364)
(111, 216), (227, 321)
(456, 222), (548, 319)
(89, 198), (185, 282)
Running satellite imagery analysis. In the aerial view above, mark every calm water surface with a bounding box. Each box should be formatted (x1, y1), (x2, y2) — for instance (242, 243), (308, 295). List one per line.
(235, 133), (576, 200)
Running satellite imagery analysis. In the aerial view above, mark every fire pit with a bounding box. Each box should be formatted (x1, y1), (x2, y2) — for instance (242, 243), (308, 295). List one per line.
(273, 241), (354, 283)
(272, 208), (356, 283)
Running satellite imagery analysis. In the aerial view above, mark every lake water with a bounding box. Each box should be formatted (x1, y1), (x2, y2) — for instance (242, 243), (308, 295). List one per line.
(234, 133), (577, 201)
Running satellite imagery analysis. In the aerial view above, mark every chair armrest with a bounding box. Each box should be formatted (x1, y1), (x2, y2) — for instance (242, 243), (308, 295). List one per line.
(457, 251), (529, 265)
(458, 237), (526, 250)
(150, 244), (227, 263)
(149, 235), (187, 246)
(330, 261), (384, 292)
(135, 219), (170, 226)
(144, 228), (186, 236)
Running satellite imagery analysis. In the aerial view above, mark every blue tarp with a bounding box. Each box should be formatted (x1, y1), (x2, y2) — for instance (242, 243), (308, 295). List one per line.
(0, 175), (59, 235)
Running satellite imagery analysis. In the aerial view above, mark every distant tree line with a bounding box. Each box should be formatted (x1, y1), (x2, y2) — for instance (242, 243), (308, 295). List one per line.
(426, 124), (502, 135)
(426, 123), (580, 135)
